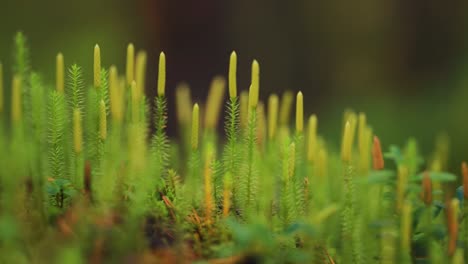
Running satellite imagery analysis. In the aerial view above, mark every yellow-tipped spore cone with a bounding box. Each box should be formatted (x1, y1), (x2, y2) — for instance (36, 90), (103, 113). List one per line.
(191, 103), (200, 150)
(94, 44), (101, 88)
(204, 76), (226, 130)
(157, 52), (166, 97)
(126, 43), (135, 85)
(267, 94), (279, 140)
(249, 60), (260, 108)
(307, 115), (317, 162)
(296, 91), (303, 133)
(56, 53), (64, 93)
(229, 51), (237, 98)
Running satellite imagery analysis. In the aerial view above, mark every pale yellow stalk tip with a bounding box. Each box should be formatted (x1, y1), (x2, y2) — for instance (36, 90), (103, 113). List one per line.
(267, 94), (279, 140)
(342, 121), (352, 162)
(279, 90), (293, 126)
(296, 91), (304, 133)
(94, 44), (101, 88)
(135, 51), (147, 96)
(205, 76), (226, 130)
(157, 52), (166, 97)
(191, 103), (200, 150)
(56, 53), (64, 93)
(126, 43), (135, 85)
(249, 60), (260, 108)
(307, 115), (318, 162)
(175, 83), (192, 126)
(229, 51), (237, 98)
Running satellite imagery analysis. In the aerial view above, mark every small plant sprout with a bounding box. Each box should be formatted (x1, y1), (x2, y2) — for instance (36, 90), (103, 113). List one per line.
(1, 32), (466, 263)
(191, 103), (199, 150)
(109, 65), (123, 123)
(249, 60), (260, 109)
(175, 83), (192, 127)
(295, 91), (303, 133)
(229, 51), (237, 99)
(94, 44), (101, 88)
(267, 94), (279, 140)
(279, 90), (293, 127)
(126, 43), (135, 85)
(135, 51), (147, 96)
(56, 53), (64, 93)
(204, 76), (226, 131)
(307, 115), (317, 163)
(341, 121), (353, 162)
(157, 52), (166, 97)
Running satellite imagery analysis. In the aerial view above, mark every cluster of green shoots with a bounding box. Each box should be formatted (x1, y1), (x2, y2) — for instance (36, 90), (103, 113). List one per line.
(0, 32), (467, 263)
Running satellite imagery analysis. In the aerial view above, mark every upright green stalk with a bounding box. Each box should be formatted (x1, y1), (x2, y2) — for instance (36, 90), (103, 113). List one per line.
(151, 52), (169, 191)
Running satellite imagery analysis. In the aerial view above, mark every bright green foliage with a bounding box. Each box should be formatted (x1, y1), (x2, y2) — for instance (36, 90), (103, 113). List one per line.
(0, 32), (466, 263)
(67, 64), (84, 110)
(151, 96), (169, 184)
(47, 90), (67, 179)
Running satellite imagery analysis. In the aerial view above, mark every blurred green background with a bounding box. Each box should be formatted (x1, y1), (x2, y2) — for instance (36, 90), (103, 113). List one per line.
(1, 0), (468, 171)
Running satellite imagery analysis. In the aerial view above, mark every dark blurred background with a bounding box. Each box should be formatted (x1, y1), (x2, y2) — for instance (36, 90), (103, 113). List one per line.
(1, 0), (468, 171)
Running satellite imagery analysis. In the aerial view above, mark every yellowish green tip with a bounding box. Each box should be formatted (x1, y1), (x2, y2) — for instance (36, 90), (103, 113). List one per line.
(135, 51), (147, 96)
(94, 44), (101, 88)
(296, 91), (303, 133)
(56, 53), (64, 94)
(279, 90), (293, 126)
(307, 115), (318, 162)
(249, 60), (260, 108)
(341, 121), (352, 162)
(191, 103), (200, 150)
(358, 112), (367, 152)
(205, 76), (226, 130)
(157, 52), (166, 97)
(175, 82), (192, 126)
(73, 108), (82, 154)
(126, 43), (135, 85)
(267, 94), (279, 140)
(109, 65), (122, 123)
(228, 51), (237, 98)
